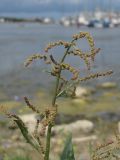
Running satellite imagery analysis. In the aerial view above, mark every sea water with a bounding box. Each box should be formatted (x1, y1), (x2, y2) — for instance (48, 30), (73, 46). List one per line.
(0, 23), (120, 95)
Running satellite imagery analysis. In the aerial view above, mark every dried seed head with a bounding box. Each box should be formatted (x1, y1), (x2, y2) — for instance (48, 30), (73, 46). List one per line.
(60, 63), (79, 80)
(79, 70), (113, 82)
(24, 54), (50, 67)
(47, 106), (57, 125)
(44, 41), (75, 52)
(86, 33), (94, 48)
(83, 57), (91, 70)
(39, 105), (57, 136)
(73, 32), (88, 40)
(24, 97), (42, 115)
(91, 48), (101, 61)
(73, 32), (95, 51)
(72, 32), (97, 61)
(68, 47), (100, 70)
(92, 135), (120, 160)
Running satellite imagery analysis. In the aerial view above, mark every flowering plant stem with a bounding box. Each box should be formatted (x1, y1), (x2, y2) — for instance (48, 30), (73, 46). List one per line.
(44, 41), (74, 160)
(0, 32), (113, 160)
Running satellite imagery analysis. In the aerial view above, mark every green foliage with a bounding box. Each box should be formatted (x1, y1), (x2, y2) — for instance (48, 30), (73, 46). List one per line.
(60, 134), (75, 160)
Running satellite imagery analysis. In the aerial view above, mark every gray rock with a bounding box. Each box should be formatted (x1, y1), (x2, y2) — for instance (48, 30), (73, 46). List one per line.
(52, 120), (94, 135)
(9, 114), (41, 134)
(55, 113), (85, 125)
(95, 112), (120, 122)
(75, 86), (96, 98)
(19, 114), (41, 133)
(72, 135), (97, 143)
(98, 82), (117, 89)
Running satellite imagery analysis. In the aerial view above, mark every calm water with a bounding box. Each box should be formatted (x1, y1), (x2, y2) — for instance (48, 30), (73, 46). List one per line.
(0, 23), (120, 95)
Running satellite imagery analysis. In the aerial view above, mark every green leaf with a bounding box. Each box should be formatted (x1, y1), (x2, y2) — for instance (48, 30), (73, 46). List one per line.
(9, 114), (39, 151)
(60, 134), (75, 160)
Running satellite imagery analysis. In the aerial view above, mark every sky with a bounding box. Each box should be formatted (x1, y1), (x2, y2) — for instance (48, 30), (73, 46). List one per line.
(0, 0), (120, 15)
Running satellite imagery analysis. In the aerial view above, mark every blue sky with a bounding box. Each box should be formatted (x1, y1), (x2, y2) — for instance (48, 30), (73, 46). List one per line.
(0, 0), (120, 13)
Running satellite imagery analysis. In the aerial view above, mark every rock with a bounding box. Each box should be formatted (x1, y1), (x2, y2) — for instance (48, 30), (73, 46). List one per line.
(55, 113), (85, 125)
(72, 99), (88, 105)
(52, 135), (97, 144)
(72, 135), (97, 143)
(19, 113), (36, 124)
(98, 82), (117, 89)
(19, 114), (41, 133)
(75, 86), (95, 98)
(52, 120), (94, 135)
(95, 112), (120, 122)
(72, 97), (93, 105)
(9, 114), (41, 133)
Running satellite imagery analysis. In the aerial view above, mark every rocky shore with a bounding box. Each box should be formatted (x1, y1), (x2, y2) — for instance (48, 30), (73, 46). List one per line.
(0, 112), (120, 160)
(0, 81), (120, 159)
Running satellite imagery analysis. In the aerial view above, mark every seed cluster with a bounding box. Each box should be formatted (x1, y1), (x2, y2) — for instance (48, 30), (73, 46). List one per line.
(24, 97), (57, 137)
(51, 63), (79, 81)
(73, 32), (88, 39)
(24, 54), (51, 67)
(73, 32), (94, 47)
(78, 70), (113, 82)
(61, 63), (79, 80)
(44, 40), (75, 52)
(69, 48), (100, 60)
(24, 97), (42, 115)
(51, 70), (67, 82)
(40, 106), (57, 136)
(73, 32), (96, 60)
(92, 136), (120, 160)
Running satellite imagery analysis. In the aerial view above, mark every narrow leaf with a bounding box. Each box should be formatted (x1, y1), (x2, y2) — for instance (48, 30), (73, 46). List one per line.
(60, 134), (75, 160)
(8, 114), (39, 151)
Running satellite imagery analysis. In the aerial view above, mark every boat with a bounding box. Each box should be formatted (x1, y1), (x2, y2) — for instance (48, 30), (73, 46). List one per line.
(88, 19), (103, 28)
(77, 14), (88, 26)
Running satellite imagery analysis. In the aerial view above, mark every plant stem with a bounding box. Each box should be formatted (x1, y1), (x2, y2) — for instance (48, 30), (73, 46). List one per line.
(44, 74), (60, 160)
(44, 68), (61, 160)
(44, 124), (52, 160)
(44, 40), (75, 160)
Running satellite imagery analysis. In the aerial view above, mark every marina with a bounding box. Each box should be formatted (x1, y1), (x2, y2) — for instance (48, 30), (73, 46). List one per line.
(1, 11), (120, 28)
(59, 11), (120, 28)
